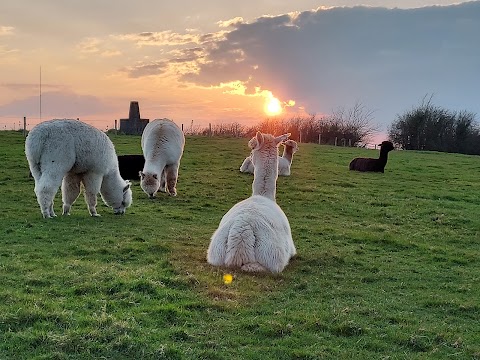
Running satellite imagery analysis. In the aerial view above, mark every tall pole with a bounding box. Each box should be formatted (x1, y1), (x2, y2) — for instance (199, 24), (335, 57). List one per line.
(39, 66), (42, 122)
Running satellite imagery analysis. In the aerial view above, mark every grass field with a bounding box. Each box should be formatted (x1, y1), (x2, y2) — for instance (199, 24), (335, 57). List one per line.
(1, 130), (479, 360)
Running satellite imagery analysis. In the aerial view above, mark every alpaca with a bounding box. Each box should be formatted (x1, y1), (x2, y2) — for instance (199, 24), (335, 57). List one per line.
(117, 154), (145, 180)
(140, 119), (185, 198)
(349, 141), (395, 173)
(25, 119), (132, 218)
(278, 139), (299, 176)
(207, 131), (297, 273)
(239, 153), (254, 174)
(240, 139), (299, 176)
(30, 154), (145, 181)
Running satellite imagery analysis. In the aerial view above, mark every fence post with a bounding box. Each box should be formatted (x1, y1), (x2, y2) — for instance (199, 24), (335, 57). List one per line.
(23, 116), (27, 137)
(334, 137), (338, 146)
(318, 133), (321, 145)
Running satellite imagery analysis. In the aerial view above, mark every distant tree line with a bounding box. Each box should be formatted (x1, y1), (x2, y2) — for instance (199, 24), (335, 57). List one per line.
(389, 96), (480, 155)
(185, 96), (479, 155)
(189, 102), (378, 146)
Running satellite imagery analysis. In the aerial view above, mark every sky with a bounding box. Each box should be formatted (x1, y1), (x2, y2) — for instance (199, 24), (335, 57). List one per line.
(1, 1), (479, 142)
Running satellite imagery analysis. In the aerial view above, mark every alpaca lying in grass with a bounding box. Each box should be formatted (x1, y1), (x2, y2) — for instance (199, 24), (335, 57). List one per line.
(140, 119), (185, 198)
(239, 139), (299, 176)
(25, 119), (132, 218)
(278, 139), (299, 176)
(208, 131), (297, 273)
(349, 140), (394, 173)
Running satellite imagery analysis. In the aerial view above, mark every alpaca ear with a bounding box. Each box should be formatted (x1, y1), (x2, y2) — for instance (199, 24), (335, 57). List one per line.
(256, 131), (264, 146)
(248, 132), (263, 150)
(275, 133), (291, 145)
(123, 182), (131, 193)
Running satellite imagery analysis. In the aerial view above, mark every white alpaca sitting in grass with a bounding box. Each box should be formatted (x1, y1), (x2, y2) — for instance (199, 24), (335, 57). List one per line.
(207, 131), (297, 273)
(278, 139), (299, 176)
(239, 139), (299, 176)
(140, 119), (185, 198)
(25, 119), (132, 218)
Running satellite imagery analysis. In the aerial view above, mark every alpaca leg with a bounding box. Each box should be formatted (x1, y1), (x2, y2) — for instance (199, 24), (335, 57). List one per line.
(159, 168), (167, 193)
(61, 173), (81, 215)
(164, 163), (179, 196)
(81, 173), (102, 217)
(34, 172), (63, 218)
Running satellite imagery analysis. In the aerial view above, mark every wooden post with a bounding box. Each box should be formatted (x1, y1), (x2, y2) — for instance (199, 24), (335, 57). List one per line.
(318, 133), (321, 145)
(335, 137), (338, 146)
(114, 119), (118, 135)
(23, 116), (27, 137)
(349, 139), (352, 147)
(209, 123), (212, 137)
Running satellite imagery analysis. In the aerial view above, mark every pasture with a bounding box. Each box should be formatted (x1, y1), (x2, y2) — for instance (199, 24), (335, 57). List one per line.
(0, 130), (479, 359)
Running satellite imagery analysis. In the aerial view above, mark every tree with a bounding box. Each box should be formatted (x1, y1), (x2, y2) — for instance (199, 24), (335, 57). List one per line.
(389, 96), (479, 154)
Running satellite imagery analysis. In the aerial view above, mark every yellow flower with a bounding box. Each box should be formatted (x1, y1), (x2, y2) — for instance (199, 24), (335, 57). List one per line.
(223, 273), (233, 285)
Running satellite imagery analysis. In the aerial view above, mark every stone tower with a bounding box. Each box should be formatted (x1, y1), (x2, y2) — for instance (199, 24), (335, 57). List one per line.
(119, 101), (149, 135)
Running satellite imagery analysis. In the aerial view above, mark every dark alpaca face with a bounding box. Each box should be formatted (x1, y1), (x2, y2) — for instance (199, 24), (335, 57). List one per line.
(380, 141), (394, 152)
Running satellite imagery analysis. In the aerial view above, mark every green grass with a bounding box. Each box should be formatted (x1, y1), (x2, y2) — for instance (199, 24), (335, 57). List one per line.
(1, 130), (479, 359)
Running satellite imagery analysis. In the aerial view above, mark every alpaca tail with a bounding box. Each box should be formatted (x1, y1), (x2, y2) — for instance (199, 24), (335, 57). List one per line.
(224, 225), (256, 268)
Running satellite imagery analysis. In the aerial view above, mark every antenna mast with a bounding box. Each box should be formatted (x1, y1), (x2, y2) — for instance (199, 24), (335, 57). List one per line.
(39, 66), (42, 122)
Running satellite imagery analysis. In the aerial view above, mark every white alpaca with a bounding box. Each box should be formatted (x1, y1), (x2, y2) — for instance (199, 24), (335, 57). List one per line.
(25, 119), (132, 218)
(239, 139), (299, 176)
(278, 139), (299, 176)
(207, 131), (297, 273)
(140, 118), (185, 198)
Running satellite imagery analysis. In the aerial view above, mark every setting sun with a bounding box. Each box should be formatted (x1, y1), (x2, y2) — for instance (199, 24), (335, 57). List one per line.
(265, 96), (282, 116)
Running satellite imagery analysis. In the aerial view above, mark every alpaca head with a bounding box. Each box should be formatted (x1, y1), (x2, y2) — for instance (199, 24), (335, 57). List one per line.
(139, 171), (160, 199)
(112, 181), (132, 215)
(248, 132), (290, 165)
(379, 141), (394, 152)
(283, 139), (299, 154)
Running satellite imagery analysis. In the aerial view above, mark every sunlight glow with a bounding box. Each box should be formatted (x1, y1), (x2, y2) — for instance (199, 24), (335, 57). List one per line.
(265, 95), (282, 116)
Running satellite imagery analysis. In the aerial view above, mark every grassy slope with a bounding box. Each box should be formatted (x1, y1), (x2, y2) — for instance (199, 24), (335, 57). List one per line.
(0, 131), (479, 359)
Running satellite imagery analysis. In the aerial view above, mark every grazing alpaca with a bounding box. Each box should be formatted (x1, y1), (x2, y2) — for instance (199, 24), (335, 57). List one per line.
(29, 154), (146, 181)
(117, 154), (145, 180)
(207, 131), (297, 273)
(239, 139), (299, 176)
(25, 119), (132, 218)
(140, 119), (185, 198)
(349, 141), (395, 173)
(278, 139), (299, 176)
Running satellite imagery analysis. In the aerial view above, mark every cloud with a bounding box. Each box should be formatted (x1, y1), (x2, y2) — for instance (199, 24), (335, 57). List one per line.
(172, 1), (480, 128)
(114, 31), (201, 47)
(76, 37), (122, 57)
(0, 91), (115, 118)
(217, 17), (244, 28)
(0, 26), (14, 35)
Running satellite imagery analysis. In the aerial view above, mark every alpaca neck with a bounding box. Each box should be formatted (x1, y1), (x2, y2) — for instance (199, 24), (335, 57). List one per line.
(378, 149), (390, 164)
(282, 147), (294, 164)
(252, 156), (278, 201)
(101, 171), (123, 203)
